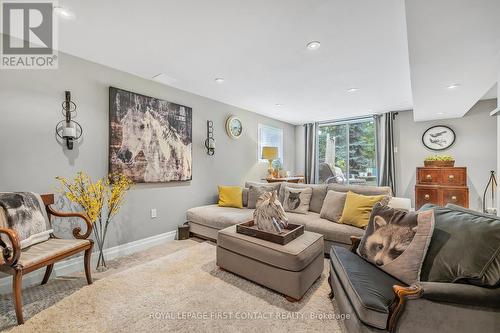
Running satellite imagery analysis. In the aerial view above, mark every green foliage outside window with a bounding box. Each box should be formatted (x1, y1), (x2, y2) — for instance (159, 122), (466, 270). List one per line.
(318, 119), (377, 184)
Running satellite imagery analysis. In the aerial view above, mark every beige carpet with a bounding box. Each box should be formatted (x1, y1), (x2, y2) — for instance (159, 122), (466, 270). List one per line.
(8, 242), (344, 333)
(0, 239), (201, 331)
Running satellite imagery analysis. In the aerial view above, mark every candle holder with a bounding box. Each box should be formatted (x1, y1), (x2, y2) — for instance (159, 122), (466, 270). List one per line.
(204, 120), (215, 155)
(55, 91), (83, 150)
(482, 170), (497, 215)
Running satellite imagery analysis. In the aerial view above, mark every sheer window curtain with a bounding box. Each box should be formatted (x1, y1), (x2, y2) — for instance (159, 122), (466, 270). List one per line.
(376, 112), (397, 195)
(304, 122), (319, 184)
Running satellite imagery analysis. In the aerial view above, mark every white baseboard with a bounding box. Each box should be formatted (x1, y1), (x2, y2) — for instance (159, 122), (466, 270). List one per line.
(0, 230), (177, 295)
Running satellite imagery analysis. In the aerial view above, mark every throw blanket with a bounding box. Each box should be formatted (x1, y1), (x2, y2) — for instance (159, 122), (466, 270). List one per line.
(0, 192), (52, 249)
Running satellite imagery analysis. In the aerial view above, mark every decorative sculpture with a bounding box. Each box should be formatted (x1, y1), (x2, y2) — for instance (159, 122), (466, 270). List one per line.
(253, 191), (288, 233)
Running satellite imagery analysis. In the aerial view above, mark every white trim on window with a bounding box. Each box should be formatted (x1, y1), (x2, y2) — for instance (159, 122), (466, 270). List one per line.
(258, 124), (284, 163)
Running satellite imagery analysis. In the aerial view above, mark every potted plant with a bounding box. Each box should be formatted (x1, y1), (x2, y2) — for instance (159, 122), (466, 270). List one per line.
(56, 171), (133, 271)
(424, 155), (455, 167)
(272, 158), (283, 178)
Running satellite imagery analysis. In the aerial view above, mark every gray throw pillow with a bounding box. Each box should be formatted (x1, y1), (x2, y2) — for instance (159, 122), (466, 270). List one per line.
(419, 204), (500, 287)
(358, 203), (435, 285)
(245, 181), (281, 192)
(320, 190), (347, 222)
(247, 185), (276, 209)
(282, 187), (312, 214)
(242, 188), (249, 207)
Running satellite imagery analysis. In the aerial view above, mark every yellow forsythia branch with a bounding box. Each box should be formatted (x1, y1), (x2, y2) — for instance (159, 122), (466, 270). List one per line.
(55, 171), (132, 223)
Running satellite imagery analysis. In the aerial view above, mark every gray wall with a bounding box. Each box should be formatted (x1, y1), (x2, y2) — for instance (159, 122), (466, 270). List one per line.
(0, 52), (296, 248)
(395, 99), (497, 209)
(497, 69), (500, 213)
(498, 114), (500, 212)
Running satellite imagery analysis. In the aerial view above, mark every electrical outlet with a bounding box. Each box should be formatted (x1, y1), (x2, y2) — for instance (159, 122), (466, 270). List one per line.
(150, 208), (157, 219)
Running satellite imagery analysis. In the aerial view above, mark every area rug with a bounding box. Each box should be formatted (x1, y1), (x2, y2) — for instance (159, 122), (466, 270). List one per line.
(9, 242), (345, 333)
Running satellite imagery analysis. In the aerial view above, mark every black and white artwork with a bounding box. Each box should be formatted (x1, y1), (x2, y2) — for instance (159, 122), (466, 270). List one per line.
(422, 125), (456, 151)
(109, 87), (192, 183)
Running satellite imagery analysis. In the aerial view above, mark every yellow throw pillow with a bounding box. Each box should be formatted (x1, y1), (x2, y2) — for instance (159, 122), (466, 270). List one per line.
(218, 186), (243, 208)
(338, 191), (388, 228)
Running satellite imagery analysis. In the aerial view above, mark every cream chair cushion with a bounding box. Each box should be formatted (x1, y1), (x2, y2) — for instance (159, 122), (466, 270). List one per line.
(19, 238), (90, 268)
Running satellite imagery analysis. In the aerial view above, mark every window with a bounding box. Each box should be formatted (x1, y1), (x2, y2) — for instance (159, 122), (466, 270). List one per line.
(317, 117), (378, 185)
(258, 124), (283, 162)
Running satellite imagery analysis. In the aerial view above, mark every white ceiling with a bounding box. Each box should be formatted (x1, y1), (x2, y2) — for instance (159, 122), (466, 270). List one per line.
(6, 0), (499, 124)
(405, 0), (500, 121)
(55, 0), (413, 124)
(482, 83), (497, 100)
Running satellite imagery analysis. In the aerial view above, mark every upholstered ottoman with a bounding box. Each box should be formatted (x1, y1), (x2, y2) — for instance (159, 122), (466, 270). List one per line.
(216, 225), (324, 301)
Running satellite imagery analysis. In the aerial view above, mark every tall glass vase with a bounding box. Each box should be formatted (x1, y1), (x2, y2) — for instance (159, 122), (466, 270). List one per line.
(96, 248), (107, 272)
(93, 217), (109, 272)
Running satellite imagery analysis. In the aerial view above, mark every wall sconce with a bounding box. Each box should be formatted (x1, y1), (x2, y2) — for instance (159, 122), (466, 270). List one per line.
(55, 91), (82, 150)
(205, 120), (215, 155)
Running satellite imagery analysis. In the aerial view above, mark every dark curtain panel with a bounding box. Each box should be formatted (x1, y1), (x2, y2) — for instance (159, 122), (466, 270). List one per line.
(377, 112), (397, 195)
(304, 122), (318, 184)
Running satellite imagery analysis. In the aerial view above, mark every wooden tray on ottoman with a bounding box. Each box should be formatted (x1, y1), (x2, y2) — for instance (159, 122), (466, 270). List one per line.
(236, 221), (304, 245)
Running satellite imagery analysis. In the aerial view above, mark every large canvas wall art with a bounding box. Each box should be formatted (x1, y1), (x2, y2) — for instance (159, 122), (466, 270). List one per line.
(109, 87), (192, 183)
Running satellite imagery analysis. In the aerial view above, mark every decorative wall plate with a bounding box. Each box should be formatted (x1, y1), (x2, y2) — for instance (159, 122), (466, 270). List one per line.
(422, 125), (455, 151)
(225, 116), (243, 139)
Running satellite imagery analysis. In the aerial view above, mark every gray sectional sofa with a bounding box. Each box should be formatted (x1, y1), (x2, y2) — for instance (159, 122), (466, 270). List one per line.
(329, 245), (500, 333)
(186, 181), (411, 253)
(329, 204), (500, 333)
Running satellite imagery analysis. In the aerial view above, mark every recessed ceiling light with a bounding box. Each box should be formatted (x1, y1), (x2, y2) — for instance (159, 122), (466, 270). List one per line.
(447, 83), (461, 89)
(214, 78), (225, 83)
(54, 6), (75, 19)
(347, 88), (359, 93)
(306, 41), (321, 50)
(152, 73), (177, 85)
(275, 104), (283, 107)
(368, 109), (374, 112)
(437, 112), (445, 115)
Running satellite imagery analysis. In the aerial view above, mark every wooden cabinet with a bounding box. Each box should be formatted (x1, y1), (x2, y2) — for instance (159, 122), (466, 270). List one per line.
(415, 187), (439, 206)
(442, 188), (468, 206)
(417, 168), (442, 185)
(415, 167), (468, 210)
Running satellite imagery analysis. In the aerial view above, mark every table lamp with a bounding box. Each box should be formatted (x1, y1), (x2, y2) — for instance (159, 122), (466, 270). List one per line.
(261, 146), (278, 178)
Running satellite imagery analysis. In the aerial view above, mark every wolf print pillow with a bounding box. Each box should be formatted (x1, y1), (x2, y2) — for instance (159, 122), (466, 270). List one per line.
(357, 203), (435, 284)
(282, 187), (313, 214)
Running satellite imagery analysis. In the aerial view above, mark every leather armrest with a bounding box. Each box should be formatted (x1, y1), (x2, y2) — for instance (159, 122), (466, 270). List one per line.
(420, 281), (500, 309)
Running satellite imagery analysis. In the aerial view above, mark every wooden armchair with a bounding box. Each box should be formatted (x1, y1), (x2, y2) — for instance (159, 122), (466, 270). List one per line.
(0, 194), (93, 324)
